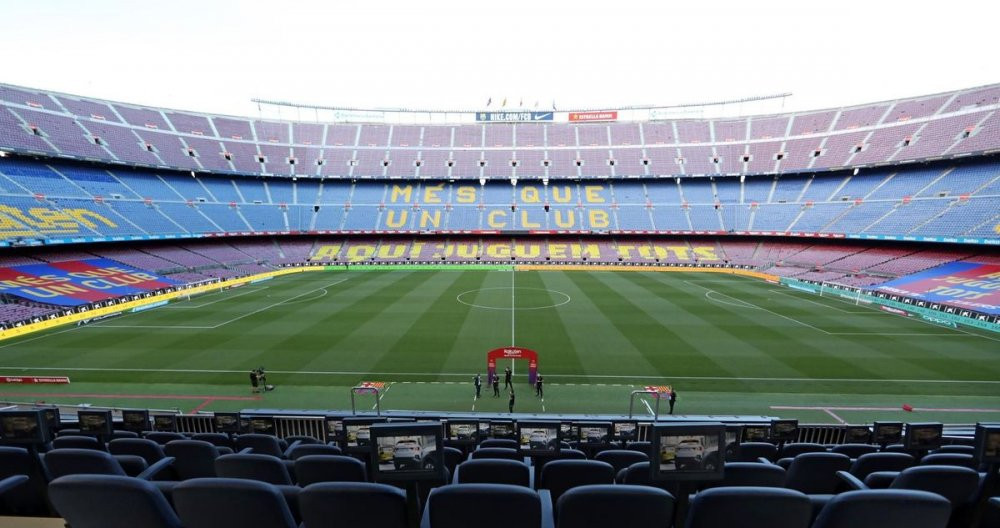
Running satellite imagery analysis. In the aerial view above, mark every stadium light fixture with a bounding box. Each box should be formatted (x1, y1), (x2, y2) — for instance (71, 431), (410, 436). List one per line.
(479, 177), (486, 186)
(740, 175), (745, 183)
(510, 178), (518, 187)
(853, 168), (860, 176)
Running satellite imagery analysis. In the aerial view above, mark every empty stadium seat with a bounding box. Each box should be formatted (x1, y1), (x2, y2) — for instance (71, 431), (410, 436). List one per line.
(783, 452), (852, 494)
(469, 447), (522, 461)
(441, 446), (464, 476)
(293, 455), (367, 486)
(556, 484), (674, 528)
(421, 483), (553, 528)
(0, 446), (51, 515)
(172, 478), (297, 528)
(191, 433), (236, 451)
(44, 448), (173, 481)
(538, 460), (616, 504)
(287, 443), (343, 460)
(707, 462), (786, 488)
(735, 442), (778, 462)
(779, 443), (827, 459)
(810, 489), (951, 528)
(145, 432), (188, 445)
(283, 435), (322, 445)
(684, 486), (812, 528)
(53, 435), (105, 451)
(300, 482), (408, 528)
(455, 459), (532, 487)
(214, 453), (293, 485)
(831, 444), (879, 458)
(848, 452), (915, 481)
(919, 453), (977, 469)
(593, 449), (649, 474)
(163, 440), (225, 480)
(108, 438), (167, 466)
(930, 445), (975, 455)
(49, 474), (182, 528)
(479, 439), (519, 449)
(234, 434), (292, 458)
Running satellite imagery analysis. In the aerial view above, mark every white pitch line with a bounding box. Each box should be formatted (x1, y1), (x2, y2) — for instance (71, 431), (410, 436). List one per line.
(822, 408), (846, 424)
(166, 286), (268, 309)
(372, 382), (392, 410)
(768, 289), (873, 314)
(3, 366), (999, 385)
(642, 398), (656, 417)
(772, 405), (1000, 413)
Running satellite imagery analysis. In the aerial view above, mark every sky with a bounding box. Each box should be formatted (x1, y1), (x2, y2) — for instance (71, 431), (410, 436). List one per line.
(1, 0), (998, 119)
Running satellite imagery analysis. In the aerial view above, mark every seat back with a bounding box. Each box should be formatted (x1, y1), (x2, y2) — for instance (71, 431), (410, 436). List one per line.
(625, 441), (652, 457)
(52, 435), (105, 451)
(714, 462), (786, 488)
(930, 445), (974, 455)
(685, 486), (812, 528)
(470, 447), (521, 461)
(811, 489), (951, 528)
(557, 484), (674, 528)
(283, 435), (321, 445)
(110, 431), (139, 440)
(919, 453), (977, 469)
(734, 442), (778, 462)
(164, 440), (221, 480)
(442, 446), (464, 476)
(44, 449), (125, 479)
(479, 439), (518, 449)
(426, 483), (542, 528)
(300, 482), (407, 528)
(215, 453), (292, 485)
(779, 443), (827, 459)
(890, 465), (980, 507)
(831, 444), (878, 459)
(144, 432), (187, 445)
(594, 449), (649, 474)
(235, 434), (285, 458)
(287, 443), (343, 460)
(539, 460), (615, 504)
(0, 446), (50, 515)
(456, 459), (531, 487)
(784, 452), (852, 494)
(172, 478), (297, 528)
(108, 438), (166, 466)
(49, 474), (182, 528)
(191, 433), (235, 450)
(293, 455), (367, 486)
(849, 452), (915, 480)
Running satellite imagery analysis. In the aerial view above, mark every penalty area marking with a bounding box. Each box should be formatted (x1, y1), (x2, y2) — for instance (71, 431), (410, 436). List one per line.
(772, 405), (1000, 414)
(456, 287), (571, 311)
(165, 286), (269, 309)
(704, 290), (759, 309)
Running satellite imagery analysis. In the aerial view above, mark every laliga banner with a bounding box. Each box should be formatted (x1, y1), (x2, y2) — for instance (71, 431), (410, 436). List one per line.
(0, 258), (178, 306)
(871, 261), (1000, 315)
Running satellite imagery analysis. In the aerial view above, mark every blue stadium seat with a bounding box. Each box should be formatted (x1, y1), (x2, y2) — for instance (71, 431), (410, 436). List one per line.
(810, 489), (951, 528)
(538, 460), (615, 504)
(214, 453), (293, 485)
(283, 435), (322, 445)
(469, 447), (522, 461)
(144, 432), (187, 445)
(287, 443), (343, 460)
(421, 483), (553, 528)
(441, 446), (464, 476)
(234, 434), (292, 458)
(783, 452), (852, 494)
(109, 438), (167, 466)
(0, 446), (51, 515)
(191, 433), (236, 451)
(53, 435), (106, 451)
(172, 478), (297, 528)
(684, 486), (812, 528)
(479, 439), (519, 449)
(556, 484), (673, 528)
(930, 445), (974, 455)
(708, 462), (786, 488)
(831, 444), (878, 459)
(44, 448), (173, 482)
(48, 474), (182, 528)
(163, 439), (225, 479)
(734, 441), (778, 462)
(293, 455), (367, 486)
(593, 449), (649, 474)
(454, 459), (532, 487)
(300, 482), (408, 528)
(848, 452), (915, 481)
(919, 453), (977, 470)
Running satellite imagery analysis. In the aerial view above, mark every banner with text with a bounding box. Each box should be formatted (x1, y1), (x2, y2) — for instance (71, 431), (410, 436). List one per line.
(0, 258), (178, 306)
(476, 111), (554, 122)
(568, 111), (618, 122)
(870, 261), (1000, 315)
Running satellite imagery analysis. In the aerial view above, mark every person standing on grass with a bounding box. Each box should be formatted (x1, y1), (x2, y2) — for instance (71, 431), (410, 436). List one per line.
(474, 373), (482, 399)
(492, 374), (500, 397)
(668, 388), (677, 414)
(504, 366), (512, 390)
(508, 389), (515, 413)
(535, 375), (544, 398)
(249, 369), (259, 393)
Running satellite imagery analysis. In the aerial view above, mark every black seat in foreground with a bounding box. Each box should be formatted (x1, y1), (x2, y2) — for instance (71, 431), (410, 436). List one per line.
(300, 482), (408, 528)
(538, 460), (615, 505)
(421, 483), (553, 528)
(810, 489), (951, 528)
(684, 486), (812, 528)
(455, 458), (532, 488)
(556, 484), (674, 528)
(293, 454), (367, 485)
(173, 478), (297, 528)
(48, 474), (182, 528)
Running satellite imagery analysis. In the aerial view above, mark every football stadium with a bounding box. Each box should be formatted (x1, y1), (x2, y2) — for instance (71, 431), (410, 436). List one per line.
(0, 2), (999, 527)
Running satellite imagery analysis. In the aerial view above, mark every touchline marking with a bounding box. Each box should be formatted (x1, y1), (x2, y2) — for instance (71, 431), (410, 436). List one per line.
(166, 287), (268, 309)
(823, 409), (846, 424)
(768, 289), (873, 314)
(373, 382), (392, 410)
(0, 391), (261, 401)
(772, 405), (1000, 413)
(87, 278), (348, 330)
(5, 366), (998, 385)
(642, 398), (656, 417)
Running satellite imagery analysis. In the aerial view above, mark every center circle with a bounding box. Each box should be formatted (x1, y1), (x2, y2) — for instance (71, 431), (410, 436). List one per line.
(456, 287), (571, 310)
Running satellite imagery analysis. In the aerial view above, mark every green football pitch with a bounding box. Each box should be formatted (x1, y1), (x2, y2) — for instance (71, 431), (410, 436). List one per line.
(1, 269), (999, 425)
